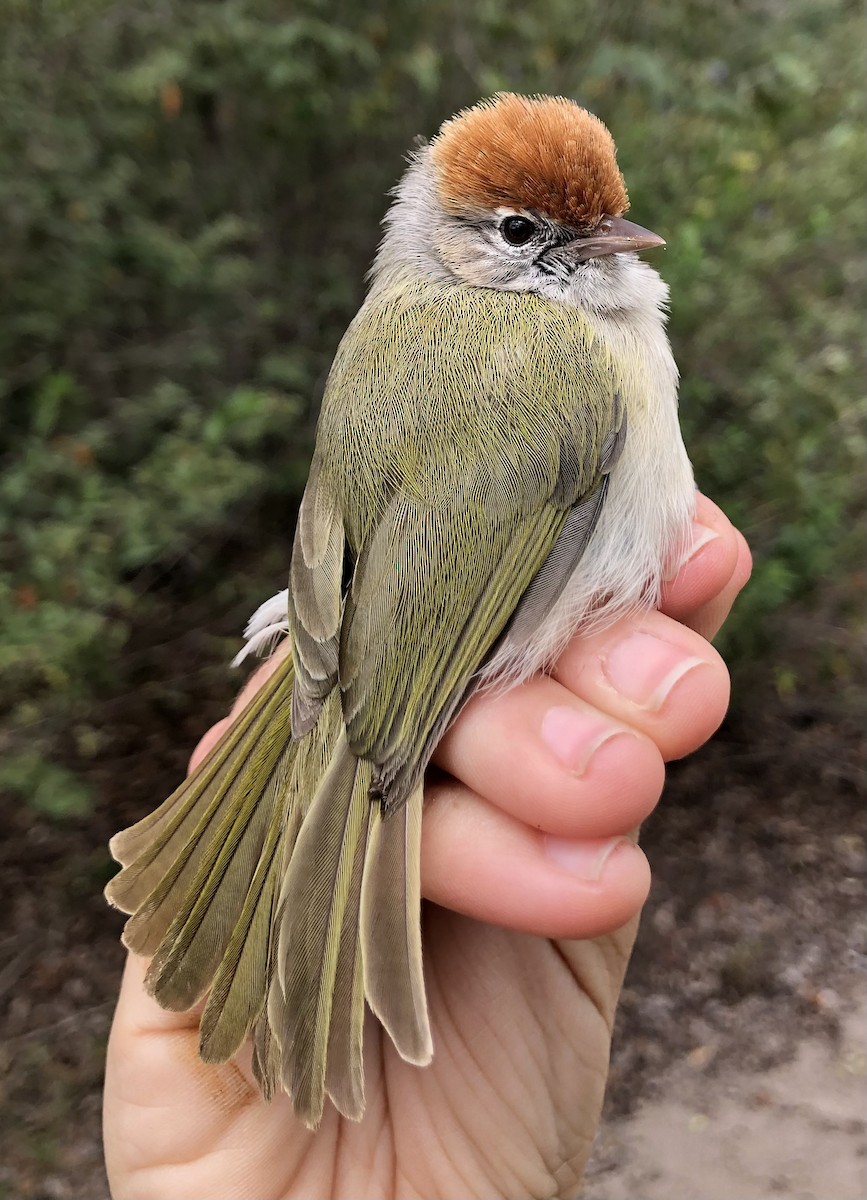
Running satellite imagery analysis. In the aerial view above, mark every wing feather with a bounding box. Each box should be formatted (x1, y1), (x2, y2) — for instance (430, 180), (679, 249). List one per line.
(288, 458), (346, 736)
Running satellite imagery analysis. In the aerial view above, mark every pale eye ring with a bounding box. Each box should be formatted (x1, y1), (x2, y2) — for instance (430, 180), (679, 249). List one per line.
(500, 215), (537, 246)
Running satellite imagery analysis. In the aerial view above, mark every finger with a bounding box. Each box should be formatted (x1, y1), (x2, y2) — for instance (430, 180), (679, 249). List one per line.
(189, 719), (232, 773)
(421, 774), (650, 939)
(660, 493), (752, 639)
(685, 529), (752, 642)
(434, 675), (664, 839)
(111, 953), (264, 1091)
(228, 641), (292, 718)
(553, 609), (730, 761)
(114, 952), (202, 1035)
(106, 956), (257, 1134)
(188, 642), (293, 773)
(104, 954), (318, 1191)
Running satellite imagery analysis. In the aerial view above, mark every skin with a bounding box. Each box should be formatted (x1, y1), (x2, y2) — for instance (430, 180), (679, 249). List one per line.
(104, 493), (750, 1200)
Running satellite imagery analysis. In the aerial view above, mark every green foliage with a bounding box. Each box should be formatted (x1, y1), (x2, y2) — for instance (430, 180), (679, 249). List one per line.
(1, 0), (863, 813)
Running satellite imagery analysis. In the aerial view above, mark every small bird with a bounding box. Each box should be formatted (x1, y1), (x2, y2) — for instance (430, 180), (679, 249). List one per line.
(106, 93), (695, 1128)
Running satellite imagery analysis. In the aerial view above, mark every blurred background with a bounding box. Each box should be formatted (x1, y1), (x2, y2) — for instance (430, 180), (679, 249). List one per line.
(0, 0), (863, 1196)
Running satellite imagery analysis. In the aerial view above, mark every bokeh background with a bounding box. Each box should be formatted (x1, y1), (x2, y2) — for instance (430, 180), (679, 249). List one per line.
(1, 1), (863, 1196)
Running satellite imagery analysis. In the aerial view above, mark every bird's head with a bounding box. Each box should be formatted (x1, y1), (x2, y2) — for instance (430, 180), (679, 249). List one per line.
(375, 93), (666, 313)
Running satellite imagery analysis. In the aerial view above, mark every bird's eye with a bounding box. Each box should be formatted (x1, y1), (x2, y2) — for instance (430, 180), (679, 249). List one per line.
(500, 215), (537, 246)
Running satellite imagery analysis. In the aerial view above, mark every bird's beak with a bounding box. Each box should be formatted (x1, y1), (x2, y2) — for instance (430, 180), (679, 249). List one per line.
(563, 215), (666, 263)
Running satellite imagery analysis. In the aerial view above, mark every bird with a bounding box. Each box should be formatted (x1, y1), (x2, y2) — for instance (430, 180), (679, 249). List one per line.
(105, 92), (696, 1129)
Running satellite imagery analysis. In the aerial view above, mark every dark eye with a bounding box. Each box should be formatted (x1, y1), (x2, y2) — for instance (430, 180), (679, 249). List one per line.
(500, 215), (537, 246)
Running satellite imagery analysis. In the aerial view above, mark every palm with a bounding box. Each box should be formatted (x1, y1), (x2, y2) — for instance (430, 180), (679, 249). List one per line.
(107, 913), (636, 1200)
(379, 913), (638, 1198)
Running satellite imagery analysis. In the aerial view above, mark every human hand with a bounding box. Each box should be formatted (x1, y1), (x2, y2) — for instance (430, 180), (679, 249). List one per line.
(104, 493), (750, 1200)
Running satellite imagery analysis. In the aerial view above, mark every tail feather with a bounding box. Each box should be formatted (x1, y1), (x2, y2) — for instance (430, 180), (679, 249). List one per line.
(106, 652), (433, 1129)
(117, 686), (294, 964)
(251, 1004), (280, 1101)
(106, 656), (295, 945)
(324, 810), (370, 1120)
(274, 727), (370, 1127)
(196, 747), (301, 1059)
(143, 753), (280, 1010)
(108, 660), (289, 870)
(361, 785), (432, 1066)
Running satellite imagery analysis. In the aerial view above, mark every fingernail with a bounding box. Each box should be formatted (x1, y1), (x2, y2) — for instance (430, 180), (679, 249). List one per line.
(602, 631), (705, 711)
(544, 835), (631, 881)
(664, 521), (720, 581)
(683, 521), (720, 564)
(540, 706), (626, 774)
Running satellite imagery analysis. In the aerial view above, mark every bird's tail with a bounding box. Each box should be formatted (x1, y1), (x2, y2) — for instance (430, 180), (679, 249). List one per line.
(105, 655), (431, 1128)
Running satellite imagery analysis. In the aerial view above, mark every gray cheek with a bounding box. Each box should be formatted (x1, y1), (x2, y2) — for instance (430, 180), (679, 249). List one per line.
(435, 235), (529, 290)
(466, 243), (552, 292)
(497, 260), (539, 290)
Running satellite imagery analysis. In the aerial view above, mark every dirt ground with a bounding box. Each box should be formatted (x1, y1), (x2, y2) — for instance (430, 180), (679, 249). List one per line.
(588, 988), (867, 1200)
(0, 679), (864, 1199)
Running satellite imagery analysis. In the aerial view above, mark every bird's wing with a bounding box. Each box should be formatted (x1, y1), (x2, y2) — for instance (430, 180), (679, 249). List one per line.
(340, 487), (566, 807)
(287, 456), (345, 736)
(494, 396), (626, 658)
(312, 282), (624, 809)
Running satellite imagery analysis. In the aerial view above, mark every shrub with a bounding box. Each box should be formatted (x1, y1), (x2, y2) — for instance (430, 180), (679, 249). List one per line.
(1, 0), (862, 812)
